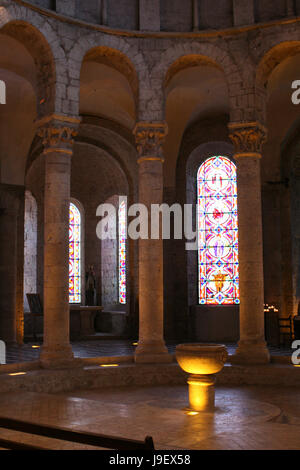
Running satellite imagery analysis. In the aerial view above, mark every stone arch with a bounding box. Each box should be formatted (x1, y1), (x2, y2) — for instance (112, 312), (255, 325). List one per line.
(76, 118), (137, 199)
(68, 34), (148, 118)
(0, 5), (61, 117)
(0, 20), (56, 117)
(81, 45), (139, 112)
(253, 38), (300, 128)
(256, 41), (300, 89)
(155, 42), (239, 83)
(164, 54), (224, 90)
(151, 42), (242, 121)
(177, 115), (232, 192)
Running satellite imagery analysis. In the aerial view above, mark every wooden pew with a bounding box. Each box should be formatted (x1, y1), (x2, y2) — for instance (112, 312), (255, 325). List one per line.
(0, 416), (155, 450)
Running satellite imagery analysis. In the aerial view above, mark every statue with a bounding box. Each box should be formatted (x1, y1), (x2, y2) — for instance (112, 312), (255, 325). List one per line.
(86, 265), (96, 306)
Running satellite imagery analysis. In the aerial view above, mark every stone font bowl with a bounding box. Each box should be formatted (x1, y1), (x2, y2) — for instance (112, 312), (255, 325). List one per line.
(176, 343), (228, 375)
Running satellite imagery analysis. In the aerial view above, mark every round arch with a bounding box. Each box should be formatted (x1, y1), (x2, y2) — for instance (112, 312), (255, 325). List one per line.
(151, 43), (242, 121)
(256, 41), (300, 89)
(0, 19), (57, 117)
(68, 35), (148, 119)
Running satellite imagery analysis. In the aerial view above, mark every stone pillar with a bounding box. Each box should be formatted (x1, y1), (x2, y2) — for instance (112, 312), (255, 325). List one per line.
(139, 0), (160, 31)
(192, 0), (199, 31)
(38, 115), (79, 368)
(233, 0), (255, 26)
(16, 190), (25, 345)
(101, 0), (108, 25)
(0, 185), (23, 343)
(133, 122), (171, 363)
(228, 122), (270, 364)
(286, 0), (295, 16)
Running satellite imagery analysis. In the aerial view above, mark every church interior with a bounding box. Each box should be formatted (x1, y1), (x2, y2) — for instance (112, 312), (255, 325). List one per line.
(1, 0), (300, 451)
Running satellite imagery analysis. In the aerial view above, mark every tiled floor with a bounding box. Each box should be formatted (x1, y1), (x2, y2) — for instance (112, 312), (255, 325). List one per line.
(0, 385), (300, 449)
(4, 340), (293, 364)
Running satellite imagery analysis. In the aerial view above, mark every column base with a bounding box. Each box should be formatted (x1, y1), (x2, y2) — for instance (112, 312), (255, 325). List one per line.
(188, 374), (216, 412)
(40, 345), (75, 369)
(134, 341), (173, 364)
(231, 340), (270, 365)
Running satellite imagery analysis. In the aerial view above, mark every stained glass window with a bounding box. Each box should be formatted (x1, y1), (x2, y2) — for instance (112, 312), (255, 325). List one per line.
(69, 202), (81, 303)
(198, 156), (239, 305)
(119, 200), (126, 304)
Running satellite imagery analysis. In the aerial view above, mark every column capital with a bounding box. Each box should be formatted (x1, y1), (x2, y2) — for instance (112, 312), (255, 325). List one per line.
(133, 121), (168, 163)
(36, 114), (80, 155)
(228, 121), (267, 159)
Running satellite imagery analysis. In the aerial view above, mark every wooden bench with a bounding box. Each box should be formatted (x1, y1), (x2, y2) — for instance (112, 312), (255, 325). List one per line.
(0, 416), (155, 450)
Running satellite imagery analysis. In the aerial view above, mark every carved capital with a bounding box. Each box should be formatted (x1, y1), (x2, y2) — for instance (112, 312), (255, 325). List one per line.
(133, 122), (168, 162)
(228, 122), (267, 158)
(37, 114), (80, 154)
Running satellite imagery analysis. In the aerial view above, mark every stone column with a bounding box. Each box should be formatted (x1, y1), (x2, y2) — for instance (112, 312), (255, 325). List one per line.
(38, 115), (79, 368)
(101, 0), (108, 25)
(192, 0), (199, 31)
(286, 0), (295, 16)
(0, 185), (23, 343)
(133, 122), (171, 363)
(228, 122), (270, 364)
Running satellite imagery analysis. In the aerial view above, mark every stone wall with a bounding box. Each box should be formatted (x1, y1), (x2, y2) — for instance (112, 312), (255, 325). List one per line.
(254, 0), (286, 22)
(160, 0), (193, 32)
(107, 0), (139, 30)
(29, 0), (55, 10)
(2, 0), (300, 343)
(76, 0), (101, 24)
(26, 0), (297, 30)
(199, 0), (233, 29)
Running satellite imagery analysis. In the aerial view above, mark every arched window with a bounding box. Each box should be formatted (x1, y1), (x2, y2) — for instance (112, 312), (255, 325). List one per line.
(118, 200), (127, 304)
(197, 156), (239, 305)
(69, 202), (81, 303)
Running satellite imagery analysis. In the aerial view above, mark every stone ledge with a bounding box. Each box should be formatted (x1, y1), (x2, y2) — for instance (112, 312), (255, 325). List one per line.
(1, 360), (300, 394)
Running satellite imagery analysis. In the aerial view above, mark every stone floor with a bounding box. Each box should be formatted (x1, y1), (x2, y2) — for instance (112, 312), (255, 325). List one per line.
(0, 384), (300, 449)
(4, 340), (293, 364)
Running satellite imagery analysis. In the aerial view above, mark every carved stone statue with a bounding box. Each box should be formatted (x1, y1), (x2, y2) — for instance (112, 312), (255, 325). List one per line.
(86, 265), (96, 306)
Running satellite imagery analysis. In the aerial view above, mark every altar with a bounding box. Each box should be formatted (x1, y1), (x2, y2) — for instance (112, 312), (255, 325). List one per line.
(69, 305), (103, 339)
